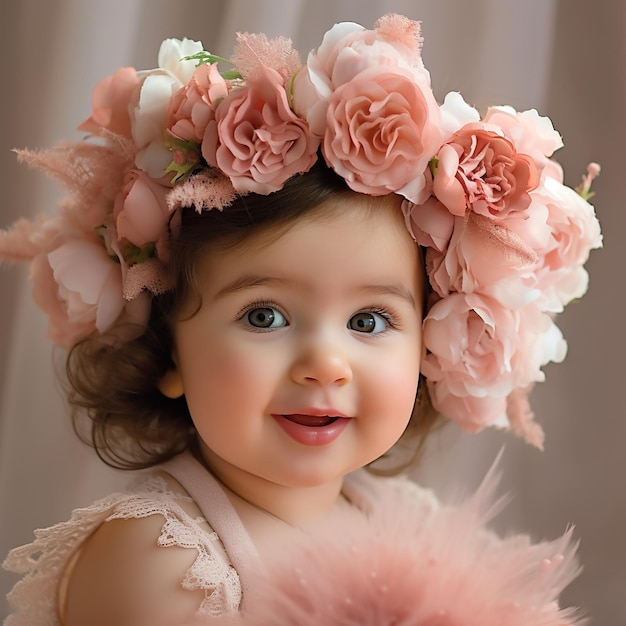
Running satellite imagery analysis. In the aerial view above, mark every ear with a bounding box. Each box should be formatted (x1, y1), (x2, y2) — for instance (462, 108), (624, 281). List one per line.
(158, 369), (184, 399)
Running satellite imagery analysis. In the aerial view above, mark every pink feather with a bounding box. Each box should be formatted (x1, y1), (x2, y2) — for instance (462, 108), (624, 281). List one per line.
(187, 464), (585, 625)
(231, 33), (302, 83)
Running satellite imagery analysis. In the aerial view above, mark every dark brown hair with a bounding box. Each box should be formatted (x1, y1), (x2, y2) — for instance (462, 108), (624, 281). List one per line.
(65, 160), (439, 471)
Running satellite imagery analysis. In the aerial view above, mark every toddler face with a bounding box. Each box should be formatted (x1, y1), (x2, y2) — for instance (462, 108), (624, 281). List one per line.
(169, 194), (425, 491)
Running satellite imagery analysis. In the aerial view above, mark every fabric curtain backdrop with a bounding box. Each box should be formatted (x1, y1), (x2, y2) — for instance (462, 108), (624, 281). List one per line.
(1, 0), (623, 622)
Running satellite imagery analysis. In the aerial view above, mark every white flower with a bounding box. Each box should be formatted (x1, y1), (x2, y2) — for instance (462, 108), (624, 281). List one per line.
(157, 37), (204, 83)
(131, 38), (204, 178)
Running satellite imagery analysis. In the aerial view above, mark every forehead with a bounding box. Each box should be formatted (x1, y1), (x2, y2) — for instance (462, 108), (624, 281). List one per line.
(196, 193), (423, 296)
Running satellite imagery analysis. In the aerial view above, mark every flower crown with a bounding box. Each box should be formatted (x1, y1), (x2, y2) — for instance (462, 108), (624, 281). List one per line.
(0, 14), (601, 447)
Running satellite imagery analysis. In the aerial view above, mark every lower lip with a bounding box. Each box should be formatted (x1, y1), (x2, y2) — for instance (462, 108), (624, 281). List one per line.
(272, 415), (351, 447)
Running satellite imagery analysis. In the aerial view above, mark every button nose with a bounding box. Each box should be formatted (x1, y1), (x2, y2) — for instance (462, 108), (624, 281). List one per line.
(290, 343), (353, 387)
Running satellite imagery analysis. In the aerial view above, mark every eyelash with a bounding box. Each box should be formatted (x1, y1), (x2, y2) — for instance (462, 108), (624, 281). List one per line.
(361, 305), (401, 333)
(236, 300), (288, 330)
(235, 301), (401, 333)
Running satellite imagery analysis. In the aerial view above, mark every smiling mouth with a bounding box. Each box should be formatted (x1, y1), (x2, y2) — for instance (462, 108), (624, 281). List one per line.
(281, 414), (341, 427)
(272, 413), (350, 446)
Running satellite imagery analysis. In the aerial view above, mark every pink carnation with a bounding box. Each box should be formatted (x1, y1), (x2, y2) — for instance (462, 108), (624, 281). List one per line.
(204, 67), (319, 194)
(482, 105), (563, 175)
(433, 124), (539, 219)
(167, 63), (228, 144)
(78, 66), (139, 138)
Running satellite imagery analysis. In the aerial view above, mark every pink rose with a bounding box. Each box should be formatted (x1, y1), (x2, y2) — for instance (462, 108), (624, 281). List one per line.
(291, 17), (441, 202)
(433, 124), (539, 219)
(292, 17), (430, 136)
(114, 169), (172, 252)
(323, 66), (441, 201)
(167, 63), (228, 144)
(205, 67), (319, 194)
(78, 66), (139, 138)
(532, 176), (603, 310)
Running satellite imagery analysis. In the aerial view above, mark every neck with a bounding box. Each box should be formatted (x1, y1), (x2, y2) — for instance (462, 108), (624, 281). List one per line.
(197, 443), (346, 527)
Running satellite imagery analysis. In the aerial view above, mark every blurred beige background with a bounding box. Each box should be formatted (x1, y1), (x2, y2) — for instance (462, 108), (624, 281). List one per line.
(1, 0), (623, 623)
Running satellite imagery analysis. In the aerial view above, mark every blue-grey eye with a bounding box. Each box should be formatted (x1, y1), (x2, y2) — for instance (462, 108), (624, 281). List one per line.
(246, 307), (287, 329)
(348, 312), (387, 334)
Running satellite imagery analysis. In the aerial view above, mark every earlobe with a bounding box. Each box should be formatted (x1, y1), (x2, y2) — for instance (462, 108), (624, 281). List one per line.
(158, 369), (184, 399)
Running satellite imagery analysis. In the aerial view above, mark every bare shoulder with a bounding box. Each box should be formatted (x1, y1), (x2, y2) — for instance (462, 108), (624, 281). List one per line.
(63, 483), (206, 626)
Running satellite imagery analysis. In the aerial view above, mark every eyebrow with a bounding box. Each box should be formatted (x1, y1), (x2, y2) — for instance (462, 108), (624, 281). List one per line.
(214, 274), (417, 308)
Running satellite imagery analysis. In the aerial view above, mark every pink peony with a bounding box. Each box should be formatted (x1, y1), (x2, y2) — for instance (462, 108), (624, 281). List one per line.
(204, 67), (319, 194)
(427, 380), (509, 432)
(28, 223), (125, 348)
(113, 169), (172, 251)
(532, 176), (603, 310)
(422, 294), (567, 434)
(421, 293), (523, 400)
(402, 196), (454, 252)
(416, 208), (539, 308)
(323, 66), (441, 201)
(167, 63), (228, 144)
(78, 66), (139, 138)
(433, 124), (539, 219)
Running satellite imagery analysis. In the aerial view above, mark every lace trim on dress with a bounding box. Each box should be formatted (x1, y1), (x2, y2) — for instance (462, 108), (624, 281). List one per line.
(2, 474), (241, 626)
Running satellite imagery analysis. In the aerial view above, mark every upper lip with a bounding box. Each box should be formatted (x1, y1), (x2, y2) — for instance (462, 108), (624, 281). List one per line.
(273, 408), (350, 419)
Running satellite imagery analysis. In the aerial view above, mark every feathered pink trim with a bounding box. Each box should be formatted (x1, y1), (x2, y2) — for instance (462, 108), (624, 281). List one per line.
(231, 32), (302, 83)
(188, 463), (584, 625)
(122, 258), (172, 300)
(376, 14), (424, 57)
(16, 135), (134, 231)
(166, 169), (238, 213)
(0, 217), (46, 262)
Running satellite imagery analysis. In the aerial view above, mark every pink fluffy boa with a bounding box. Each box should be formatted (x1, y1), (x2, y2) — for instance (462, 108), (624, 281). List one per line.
(185, 462), (585, 625)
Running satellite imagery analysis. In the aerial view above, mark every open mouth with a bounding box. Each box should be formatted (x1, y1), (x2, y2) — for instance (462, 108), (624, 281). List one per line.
(272, 414), (350, 446)
(281, 414), (341, 428)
